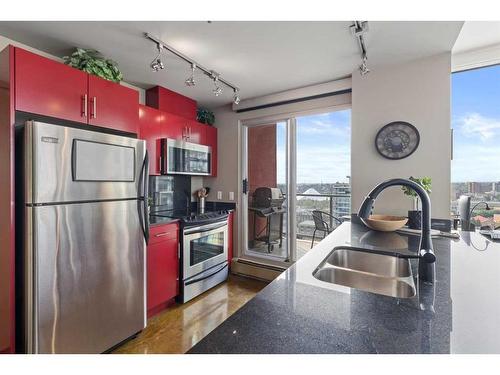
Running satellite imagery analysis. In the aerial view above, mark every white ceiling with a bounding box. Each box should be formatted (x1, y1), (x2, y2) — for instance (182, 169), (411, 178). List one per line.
(0, 21), (463, 108)
(453, 21), (500, 53)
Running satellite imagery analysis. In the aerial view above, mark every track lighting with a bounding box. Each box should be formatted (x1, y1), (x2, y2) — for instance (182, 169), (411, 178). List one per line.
(150, 44), (164, 72)
(185, 63), (196, 86)
(233, 89), (241, 105)
(350, 21), (370, 77)
(145, 33), (240, 102)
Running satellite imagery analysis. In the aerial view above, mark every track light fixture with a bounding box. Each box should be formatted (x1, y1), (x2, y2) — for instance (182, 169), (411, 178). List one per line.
(233, 89), (241, 105)
(211, 73), (223, 96)
(185, 63), (196, 86)
(359, 55), (370, 76)
(350, 21), (370, 77)
(150, 44), (164, 72)
(145, 33), (240, 103)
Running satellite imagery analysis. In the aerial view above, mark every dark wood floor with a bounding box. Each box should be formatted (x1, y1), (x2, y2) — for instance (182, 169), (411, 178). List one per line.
(113, 274), (268, 354)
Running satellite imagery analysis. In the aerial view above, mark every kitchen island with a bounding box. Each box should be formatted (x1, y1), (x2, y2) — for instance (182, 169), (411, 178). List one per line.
(189, 222), (500, 354)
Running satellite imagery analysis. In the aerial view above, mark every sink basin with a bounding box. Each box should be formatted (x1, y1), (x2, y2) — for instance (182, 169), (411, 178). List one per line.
(326, 248), (412, 278)
(313, 247), (416, 299)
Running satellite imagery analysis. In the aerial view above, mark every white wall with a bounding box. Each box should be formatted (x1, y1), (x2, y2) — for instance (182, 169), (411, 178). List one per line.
(0, 35), (146, 104)
(351, 53), (452, 219)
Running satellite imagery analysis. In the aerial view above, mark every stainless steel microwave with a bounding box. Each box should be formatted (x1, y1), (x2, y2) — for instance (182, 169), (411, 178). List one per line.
(161, 138), (212, 176)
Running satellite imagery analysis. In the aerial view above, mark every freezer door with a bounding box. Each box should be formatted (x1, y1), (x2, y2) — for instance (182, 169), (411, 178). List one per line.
(26, 200), (146, 354)
(25, 121), (146, 204)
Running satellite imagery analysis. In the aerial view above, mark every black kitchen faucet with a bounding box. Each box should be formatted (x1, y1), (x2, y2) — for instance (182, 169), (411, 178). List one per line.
(358, 178), (436, 283)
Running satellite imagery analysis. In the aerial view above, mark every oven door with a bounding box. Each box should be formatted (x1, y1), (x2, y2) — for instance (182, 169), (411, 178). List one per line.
(182, 220), (228, 280)
(162, 138), (211, 176)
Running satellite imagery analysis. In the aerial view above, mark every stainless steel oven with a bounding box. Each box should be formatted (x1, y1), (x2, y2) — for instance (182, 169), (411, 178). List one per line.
(181, 218), (229, 302)
(161, 138), (212, 176)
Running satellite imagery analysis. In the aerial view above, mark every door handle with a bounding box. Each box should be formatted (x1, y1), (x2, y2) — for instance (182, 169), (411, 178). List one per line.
(90, 97), (97, 119)
(81, 94), (88, 118)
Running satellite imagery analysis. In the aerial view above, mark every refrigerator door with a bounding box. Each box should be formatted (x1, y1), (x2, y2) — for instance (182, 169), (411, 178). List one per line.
(26, 200), (146, 354)
(25, 121), (146, 204)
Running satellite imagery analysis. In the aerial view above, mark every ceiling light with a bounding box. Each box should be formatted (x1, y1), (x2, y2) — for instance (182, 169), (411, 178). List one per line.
(233, 89), (241, 105)
(185, 63), (196, 86)
(150, 44), (164, 72)
(212, 74), (223, 96)
(359, 55), (370, 76)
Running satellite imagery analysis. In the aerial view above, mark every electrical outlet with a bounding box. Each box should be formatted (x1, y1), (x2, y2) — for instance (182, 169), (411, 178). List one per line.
(217, 191), (222, 200)
(229, 191), (235, 201)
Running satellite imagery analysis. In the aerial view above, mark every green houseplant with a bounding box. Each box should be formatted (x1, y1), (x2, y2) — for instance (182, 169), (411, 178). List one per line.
(63, 48), (123, 83)
(402, 176), (432, 229)
(197, 108), (215, 125)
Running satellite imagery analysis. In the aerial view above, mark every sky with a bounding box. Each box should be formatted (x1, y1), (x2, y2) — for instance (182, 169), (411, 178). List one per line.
(276, 110), (351, 184)
(452, 64), (500, 183)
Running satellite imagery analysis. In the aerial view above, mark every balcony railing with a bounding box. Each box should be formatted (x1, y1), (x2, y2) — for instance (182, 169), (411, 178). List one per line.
(294, 193), (351, 239)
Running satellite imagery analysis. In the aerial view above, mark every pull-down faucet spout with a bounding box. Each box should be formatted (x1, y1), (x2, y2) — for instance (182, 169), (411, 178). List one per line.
(358, 178), (436, 283)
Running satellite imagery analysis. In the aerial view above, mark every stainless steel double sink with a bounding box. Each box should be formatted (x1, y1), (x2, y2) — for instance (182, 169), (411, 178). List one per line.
(313, 247), (416, 298)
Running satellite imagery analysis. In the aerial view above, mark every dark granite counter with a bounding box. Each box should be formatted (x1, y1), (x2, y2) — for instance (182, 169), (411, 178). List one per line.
(189, 222), (500, 354)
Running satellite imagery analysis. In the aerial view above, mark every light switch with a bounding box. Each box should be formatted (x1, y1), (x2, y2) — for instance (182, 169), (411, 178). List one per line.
(229, 191), (235, 201)
(217, 191), (222, 200)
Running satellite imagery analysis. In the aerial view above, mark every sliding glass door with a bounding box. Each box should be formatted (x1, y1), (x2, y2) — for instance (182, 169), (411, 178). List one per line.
(241, 108), (351, 266)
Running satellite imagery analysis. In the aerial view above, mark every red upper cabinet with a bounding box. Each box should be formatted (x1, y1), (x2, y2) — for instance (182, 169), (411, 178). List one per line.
(139, 105), (165, 175)
(147, 222), (179, 315)
(163, 113), (186, 141)
(15, 48), (88, 123)
(88, 75), (139, 134)
(205, 125), (217, 177)
(188, 121), (206, 144)
(14, 47), (139, 134)
(146, 86), (197, 120)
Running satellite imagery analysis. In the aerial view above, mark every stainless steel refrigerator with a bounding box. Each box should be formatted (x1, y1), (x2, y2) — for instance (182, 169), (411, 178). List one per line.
(21, 121), (149, 353)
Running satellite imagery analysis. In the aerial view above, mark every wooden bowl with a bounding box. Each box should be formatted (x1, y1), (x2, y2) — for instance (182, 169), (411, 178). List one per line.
(363, 214), (408, 232)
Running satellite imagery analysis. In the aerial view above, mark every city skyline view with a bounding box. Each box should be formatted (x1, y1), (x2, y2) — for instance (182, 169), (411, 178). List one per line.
(452, 64), (500, 183)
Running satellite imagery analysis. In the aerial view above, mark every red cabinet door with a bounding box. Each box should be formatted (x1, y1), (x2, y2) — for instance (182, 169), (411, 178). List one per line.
(188, 121), (206, 144)
(147, 223), (179, 313)
(205, 125), (217, 177)
(15, 48), (88, 123)
(163, 113), (186, 141)
(88, 75), (139, 134)
(139, 105), (165, 175)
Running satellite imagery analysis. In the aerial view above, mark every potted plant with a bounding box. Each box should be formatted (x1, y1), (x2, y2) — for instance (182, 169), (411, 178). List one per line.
(197, 108), (215, 125)
(401, 176), (432, 229)
(63, 48), (123, 83)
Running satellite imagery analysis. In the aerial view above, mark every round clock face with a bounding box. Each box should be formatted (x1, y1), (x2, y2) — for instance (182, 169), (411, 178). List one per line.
(375, 122), (420, 160)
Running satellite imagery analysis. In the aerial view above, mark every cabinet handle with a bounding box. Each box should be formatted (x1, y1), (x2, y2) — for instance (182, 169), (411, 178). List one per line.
(90, 97), (97, 119)
(154, 232), (174, 237)
(178, 243), (181, 259)
(189, 126), (192, 139)
(81, 94), (88, 118)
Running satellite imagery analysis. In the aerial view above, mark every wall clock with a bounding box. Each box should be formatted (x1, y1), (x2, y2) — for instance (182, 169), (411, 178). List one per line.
(375, 121), (420, 160)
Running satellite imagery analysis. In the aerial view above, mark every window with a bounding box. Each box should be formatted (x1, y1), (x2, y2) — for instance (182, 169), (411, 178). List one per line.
(451, 64), (500, 228)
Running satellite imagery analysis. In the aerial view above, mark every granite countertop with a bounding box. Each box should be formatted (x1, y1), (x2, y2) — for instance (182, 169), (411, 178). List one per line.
(148, 215), (179, 227)
(189, 222), (500, 354)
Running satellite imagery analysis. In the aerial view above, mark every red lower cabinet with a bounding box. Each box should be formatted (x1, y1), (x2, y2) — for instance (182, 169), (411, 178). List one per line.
(147, 222), (179, 317)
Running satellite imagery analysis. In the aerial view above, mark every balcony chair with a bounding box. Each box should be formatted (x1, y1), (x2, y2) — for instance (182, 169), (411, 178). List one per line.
(311, 210), (343, 248)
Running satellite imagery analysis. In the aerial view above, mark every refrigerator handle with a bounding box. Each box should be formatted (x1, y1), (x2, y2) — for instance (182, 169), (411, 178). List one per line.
(143, 151), (150, 243)
(138, 150), (149, 244)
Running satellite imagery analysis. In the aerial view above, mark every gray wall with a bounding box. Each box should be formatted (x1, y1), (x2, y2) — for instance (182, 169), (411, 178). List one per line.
(351, 53), (451, 219)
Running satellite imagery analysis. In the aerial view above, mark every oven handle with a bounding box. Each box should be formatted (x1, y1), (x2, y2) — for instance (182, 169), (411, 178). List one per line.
(183, 221), (228, 235)
(185, 262), (228, 286)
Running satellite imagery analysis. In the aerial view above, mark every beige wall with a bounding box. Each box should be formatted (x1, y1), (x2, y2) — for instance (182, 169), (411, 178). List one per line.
(351, 53), (452, 219)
